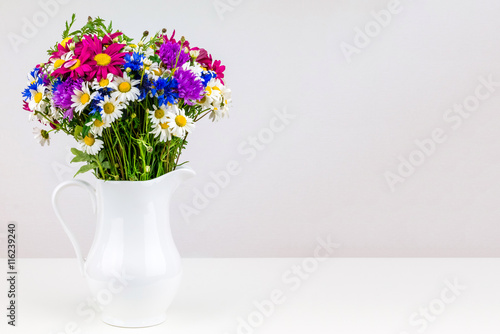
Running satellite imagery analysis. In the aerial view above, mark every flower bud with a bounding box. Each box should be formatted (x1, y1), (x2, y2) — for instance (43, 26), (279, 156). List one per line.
(190, 50), (200, 58)
(145, 165), (151, 172)
(147, 146), (153, 153)
(131, 113), (137, 118)
(138, 41), (144, 47)
(88, 16), (92, 21)
(162, 28), (167, 33)
(126, 67), (131, 73)
(143, 30), (149, 36)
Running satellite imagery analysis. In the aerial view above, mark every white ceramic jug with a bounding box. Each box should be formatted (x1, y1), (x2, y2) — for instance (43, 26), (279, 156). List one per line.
(52, 166), (195, 327)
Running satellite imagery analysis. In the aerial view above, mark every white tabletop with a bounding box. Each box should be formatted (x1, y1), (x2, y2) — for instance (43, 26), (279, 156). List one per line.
(1, 258), (499, 333)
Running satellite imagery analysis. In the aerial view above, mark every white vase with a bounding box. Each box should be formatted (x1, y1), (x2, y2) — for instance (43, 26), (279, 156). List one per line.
(52, 166), (195, 327)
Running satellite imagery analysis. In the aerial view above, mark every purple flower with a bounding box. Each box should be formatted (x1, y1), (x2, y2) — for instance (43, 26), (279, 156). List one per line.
(53, 78), (82, 120)
(159, 42), (190, 69)
(174, 68), (204, 105)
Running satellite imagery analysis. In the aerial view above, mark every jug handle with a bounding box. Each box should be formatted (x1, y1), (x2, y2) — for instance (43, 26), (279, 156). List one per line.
(52, 180), (97, 276)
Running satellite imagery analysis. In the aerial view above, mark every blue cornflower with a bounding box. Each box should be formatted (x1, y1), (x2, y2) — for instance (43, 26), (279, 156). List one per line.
(23, 67), (46, 101)
(89, 92), (104, 115)
(200, 71), (217, 87)
(153, 77), (179, 106)
(138, 76), (152, 101)
(124, 52), (145, 72)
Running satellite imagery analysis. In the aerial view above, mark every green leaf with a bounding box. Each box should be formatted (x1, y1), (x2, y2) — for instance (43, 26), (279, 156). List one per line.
(74, 125), (82, 139)
(70, 148), (92, 163)
(102, 161), (111, 169)
(74, 163), (98, 177)
(82, 125), (90, 138)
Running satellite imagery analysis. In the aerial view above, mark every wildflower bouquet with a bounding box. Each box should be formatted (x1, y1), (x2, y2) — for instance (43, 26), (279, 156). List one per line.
(22, 15), (231, 181)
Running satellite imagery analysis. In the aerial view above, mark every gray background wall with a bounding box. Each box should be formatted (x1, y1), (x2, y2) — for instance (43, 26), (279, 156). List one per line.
(1, 0), (500, 257)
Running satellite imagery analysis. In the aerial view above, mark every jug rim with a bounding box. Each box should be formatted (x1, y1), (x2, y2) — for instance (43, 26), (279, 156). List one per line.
(94, 165), (195, 185)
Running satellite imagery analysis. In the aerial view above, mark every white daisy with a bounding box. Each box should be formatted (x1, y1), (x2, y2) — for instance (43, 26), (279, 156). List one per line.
(80, 134), (104, 155)
(85, 118), (110, 136)
(33, 127), (50, 146)
(145, 62), (162, 80)
(71, 82), (92, 114)
(98, 96), (125, 123)
(202, 78), (231, 122)
(164, 108), (195, 138)
(111, 73), (140, 102)
(148, 104), (170, 126)
(181, 61), (204, 77)
(150, 121), (172, 142)
(28, 84), (47, 112)
(91, 73), (117, 91)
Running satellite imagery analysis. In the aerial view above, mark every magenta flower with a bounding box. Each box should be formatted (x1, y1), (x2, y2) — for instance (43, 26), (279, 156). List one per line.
(83, 35), (126, 81)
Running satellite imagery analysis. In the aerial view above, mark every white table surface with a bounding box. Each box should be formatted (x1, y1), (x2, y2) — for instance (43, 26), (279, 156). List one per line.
(1, 258), (499, 334)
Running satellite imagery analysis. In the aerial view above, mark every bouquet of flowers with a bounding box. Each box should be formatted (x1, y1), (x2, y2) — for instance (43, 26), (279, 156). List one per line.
(22, 14), (231, 181)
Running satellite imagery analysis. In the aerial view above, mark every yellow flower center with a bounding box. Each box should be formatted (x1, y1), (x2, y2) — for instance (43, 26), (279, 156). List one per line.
(80, 93), (90, 105)
(60, 37), (71, 48)
(99, 78), (109, 87)
(160, 122), (169, 129)
(41, 130), (49, 139)
(175, 115), (187, 127)
(93, 119), (104, 127)
(34, 92), (43, 103)
(213, 86), (221, 92)
(154, 108), (165, 119)
(205, 86), (212, 96)
(84, 135), (95, 146)
(54, 59), (65, 69)
(70, 59), (81, 70)
(103, 102), (115, 114)
(198, 96), (207, 104)
(94, 53), (111, 66)
(118, 82), (131, 93)
(153, 69), (162, 76)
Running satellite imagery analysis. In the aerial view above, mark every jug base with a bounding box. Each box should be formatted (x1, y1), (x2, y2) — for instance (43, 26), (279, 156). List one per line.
(102, 313), (166, 328)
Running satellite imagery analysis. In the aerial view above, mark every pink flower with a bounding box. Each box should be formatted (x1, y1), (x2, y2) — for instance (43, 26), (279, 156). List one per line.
(162, 30), (190, 49)
(52, 47), (93, 80)
(194, 48), (212, 69)
(194, 48), (226, 84)
(82, 35), (126, 81)
(50, 38), (73, 59)
(211, 59), (226, 84)
(102, 32), (123, 45)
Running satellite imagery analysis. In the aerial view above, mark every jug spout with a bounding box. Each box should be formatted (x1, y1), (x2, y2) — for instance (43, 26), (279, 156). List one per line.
(173, 165), (196, 182)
